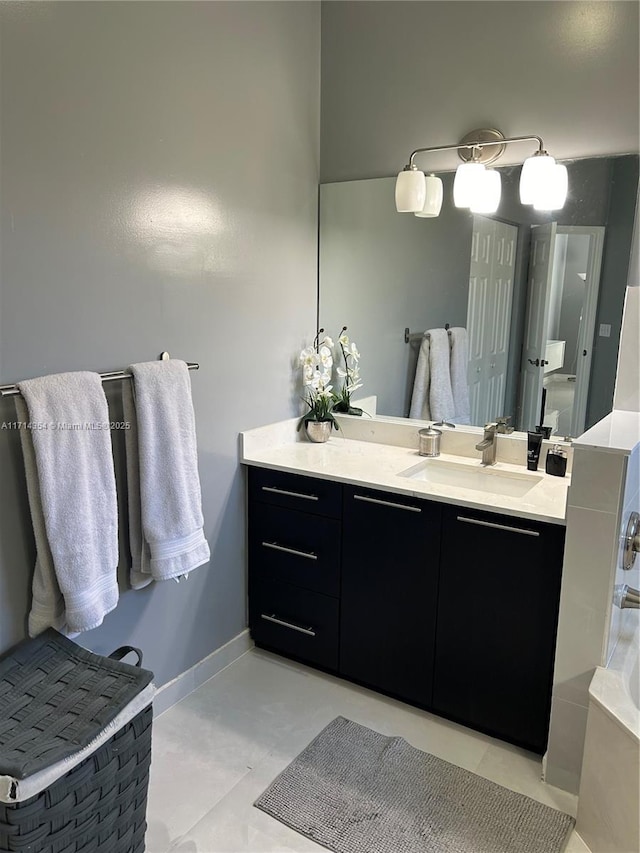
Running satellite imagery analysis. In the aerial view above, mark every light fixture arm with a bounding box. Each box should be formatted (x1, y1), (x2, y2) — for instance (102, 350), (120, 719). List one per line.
(407, 134), (544, 168)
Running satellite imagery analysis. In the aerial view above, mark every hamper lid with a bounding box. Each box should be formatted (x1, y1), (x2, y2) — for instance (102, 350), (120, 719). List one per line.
(0, 629), (154, 780)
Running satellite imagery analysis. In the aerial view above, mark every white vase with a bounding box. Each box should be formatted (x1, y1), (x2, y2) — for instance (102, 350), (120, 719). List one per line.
(304, 420), (332, 443)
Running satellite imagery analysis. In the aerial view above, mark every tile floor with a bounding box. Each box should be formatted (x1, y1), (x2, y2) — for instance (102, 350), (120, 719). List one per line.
(145, 648), (591, 853)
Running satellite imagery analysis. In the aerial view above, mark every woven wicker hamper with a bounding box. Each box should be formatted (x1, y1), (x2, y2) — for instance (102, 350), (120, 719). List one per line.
(0, 630), (155, 853)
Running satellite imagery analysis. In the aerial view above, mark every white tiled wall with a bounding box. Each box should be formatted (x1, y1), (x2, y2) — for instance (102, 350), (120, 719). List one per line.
(608, 443), (640, 660)
(545, 442), (630, 793)
(577, 700), (640, 853)
(613, 287), (640, 413)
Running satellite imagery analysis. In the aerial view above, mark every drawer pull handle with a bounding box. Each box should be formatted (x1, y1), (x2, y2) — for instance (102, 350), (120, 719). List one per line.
(260, 613), (316, 637)
(261, 541), (318, 561)
(262, 486), (319, 501)
(456, 516), (540, 537)
(354, 494), (421, 513)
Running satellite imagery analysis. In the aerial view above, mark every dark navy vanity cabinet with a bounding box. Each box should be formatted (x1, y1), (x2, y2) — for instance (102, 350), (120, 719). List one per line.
(248, 467), (342, 671)
(247, 466), (566, 754)
(432, 507), (566, 754)
(340, 485), (441, 709)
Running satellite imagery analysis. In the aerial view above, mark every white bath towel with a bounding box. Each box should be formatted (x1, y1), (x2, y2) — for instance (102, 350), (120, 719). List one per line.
(124, 359), (210, 586)
(448, 327), (471, 425)
(409, 335), (431, 420)
(428, 328), (456, 423)
(16, 372), (119, 636)
(122, 384), (152, 590)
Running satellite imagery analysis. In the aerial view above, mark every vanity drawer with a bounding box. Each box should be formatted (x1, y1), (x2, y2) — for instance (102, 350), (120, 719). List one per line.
(248, 467), (342, 519)
(249, 503), (341, 597)
(249, 578), (339, 670)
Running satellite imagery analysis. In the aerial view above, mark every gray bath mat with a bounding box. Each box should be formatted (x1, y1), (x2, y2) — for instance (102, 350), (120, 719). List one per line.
(255, 716), (574, 853)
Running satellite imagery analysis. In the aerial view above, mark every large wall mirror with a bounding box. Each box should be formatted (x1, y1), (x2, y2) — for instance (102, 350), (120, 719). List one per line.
(319, 155), (638, 438)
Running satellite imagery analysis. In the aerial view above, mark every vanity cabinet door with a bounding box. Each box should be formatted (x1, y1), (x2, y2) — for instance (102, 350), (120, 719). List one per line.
(250, 577), (339, 671)
(247, 468), (343, 672)
(249, 467), (342, 519)
(340, 486), (442, 708)
(249, 503), (341, 597)
(433, 506), (565, 754)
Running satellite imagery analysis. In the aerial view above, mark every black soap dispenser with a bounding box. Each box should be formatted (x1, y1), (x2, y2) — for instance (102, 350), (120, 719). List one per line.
(545, 444), (567, 477)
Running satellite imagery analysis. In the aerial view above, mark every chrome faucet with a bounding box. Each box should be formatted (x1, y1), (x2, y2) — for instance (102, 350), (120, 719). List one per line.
(495, 416), (514, 434)
(475, 423), (498, 466)
(614, 584), (640, 610)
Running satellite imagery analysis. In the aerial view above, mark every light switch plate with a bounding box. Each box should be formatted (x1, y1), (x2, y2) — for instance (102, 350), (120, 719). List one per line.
(599, 323), (611, 338)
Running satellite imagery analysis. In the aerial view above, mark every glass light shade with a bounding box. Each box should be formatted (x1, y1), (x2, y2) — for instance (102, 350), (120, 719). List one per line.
(395, 168), (426, 213)
(519, 153), (556, 204)
(533, 164), (569, 211)
(453, 162), (485, 208)
(414, 174), (444, 218)
(470, 169), (502, 214)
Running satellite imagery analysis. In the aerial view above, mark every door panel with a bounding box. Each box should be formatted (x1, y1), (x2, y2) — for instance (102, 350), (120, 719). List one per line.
(520, 222), (557, 431)
(467, 217), (517, 426)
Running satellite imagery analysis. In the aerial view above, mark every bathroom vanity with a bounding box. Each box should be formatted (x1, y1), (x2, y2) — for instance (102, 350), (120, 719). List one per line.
(242, 419), (570, 754)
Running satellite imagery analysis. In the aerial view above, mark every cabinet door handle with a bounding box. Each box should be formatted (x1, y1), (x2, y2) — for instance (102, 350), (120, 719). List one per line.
(456, 515), (540, 537)
(354, 494), (421, 513)
(261, 486), (319, 501)
(260, 613), (316, 636)
(261, 541), (318, 560)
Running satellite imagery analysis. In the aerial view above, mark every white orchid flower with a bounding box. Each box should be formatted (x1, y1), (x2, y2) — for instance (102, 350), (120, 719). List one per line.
(319, 353), (333, 373)
(300, 345), (315, 359)
(349, 342), (360, 359)
(336, 366), (347, 378)
(320, 336), (334, 349)
(339, 333), (349, 347)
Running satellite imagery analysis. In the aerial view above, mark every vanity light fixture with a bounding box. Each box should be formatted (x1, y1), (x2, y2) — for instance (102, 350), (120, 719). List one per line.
(414, 173), (444, 218)
(452, 160), (486, 209)
(533, 163), (569, 211)
(396, 128), (568, 216)
(470, 169), (502, 214)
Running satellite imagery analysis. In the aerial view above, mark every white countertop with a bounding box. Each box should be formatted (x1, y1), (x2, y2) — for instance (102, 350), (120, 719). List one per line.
(240, 422), (570, 525)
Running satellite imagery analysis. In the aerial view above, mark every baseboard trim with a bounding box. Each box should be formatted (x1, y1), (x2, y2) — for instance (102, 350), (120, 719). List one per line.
(153, 628), (254, 716)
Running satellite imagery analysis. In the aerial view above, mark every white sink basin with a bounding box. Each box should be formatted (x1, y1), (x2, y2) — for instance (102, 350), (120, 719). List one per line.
(399, 458), (543, 497)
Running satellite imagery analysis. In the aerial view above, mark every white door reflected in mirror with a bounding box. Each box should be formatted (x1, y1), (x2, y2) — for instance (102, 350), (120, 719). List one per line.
(519, 225), (604, 436)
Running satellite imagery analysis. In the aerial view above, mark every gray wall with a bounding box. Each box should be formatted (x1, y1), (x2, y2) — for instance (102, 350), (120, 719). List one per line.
(0, 2), (320, 684)
(588, 155), (640, 425)
(321, 1), (640, 182)
(320, 1), (639, 431)
(319, 175), (472, 417)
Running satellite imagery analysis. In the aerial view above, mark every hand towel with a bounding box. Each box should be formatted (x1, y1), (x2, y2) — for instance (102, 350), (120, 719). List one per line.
(122, 383), (152, 589)
(448, 326), (471, 425)
(428, 328), (456, 423)
(124, 359), (210, 585)
(16, 372), (119, 635)
(409, 334), (431, 420)
(15, 397), (66, 636)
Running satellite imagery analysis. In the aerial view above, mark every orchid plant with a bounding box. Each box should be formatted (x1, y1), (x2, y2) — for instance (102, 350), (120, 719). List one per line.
(332, 326), (363, 415)
(297, 330), (340, 431)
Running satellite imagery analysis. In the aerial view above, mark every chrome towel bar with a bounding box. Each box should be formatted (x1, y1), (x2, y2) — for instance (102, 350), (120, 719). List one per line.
(0, 353), (199, 399)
